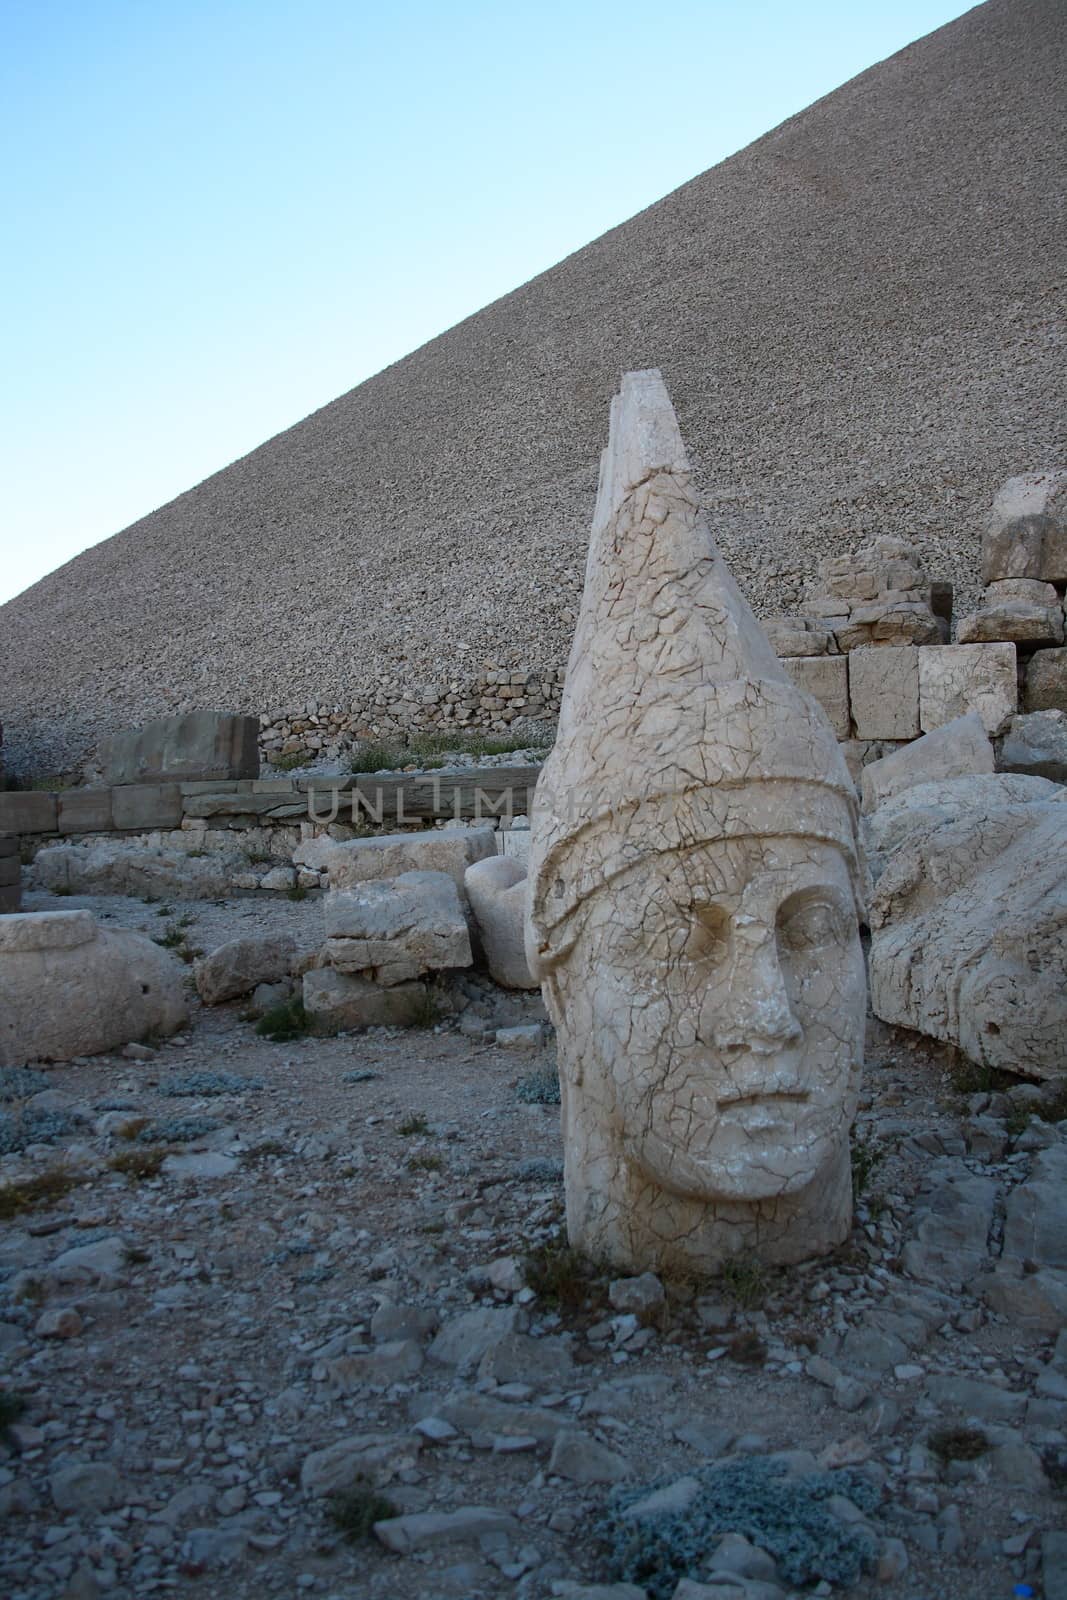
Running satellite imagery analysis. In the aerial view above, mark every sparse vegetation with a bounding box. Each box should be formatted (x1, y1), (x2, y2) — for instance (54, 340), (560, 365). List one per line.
(522, 1232), (597, 1309)
(407, 1152), (444, 1173)
(158, 1070), (263, 1096)
(152, 919), (203, 964)
(720, 1254), (767, 1310)
(108, 1147), (165, 1180)
(349, 730), (549, 775)
(850, 1133), (884, 1199)
(516, 1069), (561, 1105)
(286, 883), (309, 901)
(0, 1167), (84, 1220)
(255, 999), (308, 1042)
(0, 1389), (27, 1438)
(396, 1113), (431, 1137)
(271, 752), (305, 772)
(928, 1425), (989, 1463)
(325, 1476), (397, 1542)
(727, 1330), (768, 1366)
(0, 1066), (50, 1102)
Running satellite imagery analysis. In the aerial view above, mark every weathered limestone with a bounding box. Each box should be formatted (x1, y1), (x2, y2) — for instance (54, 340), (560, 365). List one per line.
(464, 856), (537, 990)
(527, 371), (866, 1274)
(110, 784), (183, 832)
(763, 616), (835, 657)
(194, 936), (298, 1005)
(803, 537), (941, 653)
(0, 835), (19, 915)
(33, 840), (247, 900)
(958, 579), (1064, 647)
(57, 789), (114, 834)
(867, 776), (1067, 1080)
(1025, 647), (1067, 713)
(309, 828), (496, 894)
(859, 713), (993, 814)
(0, 911), (188, 1065)
(999, 709), (1067, 783)
(302, 968), (429, 1033)
(982, 469), (1067, 584)
(323, 870), (471, 985)
(0, 792), (57, 835)
(917, 642), (1016, 736)
(780, 656), (850, 739)
(848, 647), (920, 741)
(102, 711), (260, 785)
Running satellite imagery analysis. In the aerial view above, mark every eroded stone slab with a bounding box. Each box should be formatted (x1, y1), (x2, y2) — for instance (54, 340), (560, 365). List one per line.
(917, 643), (1017, 736)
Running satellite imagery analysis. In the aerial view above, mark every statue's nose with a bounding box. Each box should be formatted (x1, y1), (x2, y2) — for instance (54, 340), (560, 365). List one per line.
(704, 926), (801, 1053)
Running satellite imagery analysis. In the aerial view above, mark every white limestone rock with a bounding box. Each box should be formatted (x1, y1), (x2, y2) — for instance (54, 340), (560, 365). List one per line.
(999, 709), (1067, 783)
(917, 642), (1017, 735)
(302, 968), (429, 1033)
(958, 578), (1064, 647)
(780, 655), (850, 739)
(323, 870), (471, 983)
(867, 775), (1067, 1080)
(848, 647), (920, 741)
(983, 469), (1067, 584)
(527, 372), (866, 1275)
(312, 828), (496, 893)
(194, 935), (297, 1005)
(859, 713), (993, 813)
(0, 912), (187, 1066)
(464, 855), (537, 989)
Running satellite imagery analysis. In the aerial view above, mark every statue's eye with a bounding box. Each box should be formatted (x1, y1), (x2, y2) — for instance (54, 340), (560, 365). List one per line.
(778, 895), (850, 953)
(683, 902), (731, 964)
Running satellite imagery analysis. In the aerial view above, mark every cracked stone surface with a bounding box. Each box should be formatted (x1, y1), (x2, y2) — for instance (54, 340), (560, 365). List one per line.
(527, 372), (866, 1274)
(866, 774), (1067, 1081)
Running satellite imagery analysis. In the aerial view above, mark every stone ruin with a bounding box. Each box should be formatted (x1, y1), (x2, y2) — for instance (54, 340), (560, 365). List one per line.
(527, 370), (866, 1275)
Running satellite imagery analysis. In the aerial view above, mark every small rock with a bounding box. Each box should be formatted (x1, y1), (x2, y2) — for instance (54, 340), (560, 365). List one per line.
(608, 1273), (665, 1318)
(495, 1024), (543, 1049)
(35, 1306), (83, 1339)
(548, 1429), (631, 1484)
(373, 1505), (519, 1554)
(50, 1462), (122, 1514)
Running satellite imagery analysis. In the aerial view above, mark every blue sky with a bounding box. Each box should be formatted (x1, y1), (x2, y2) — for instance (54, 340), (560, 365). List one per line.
(0, 0), (971, 605)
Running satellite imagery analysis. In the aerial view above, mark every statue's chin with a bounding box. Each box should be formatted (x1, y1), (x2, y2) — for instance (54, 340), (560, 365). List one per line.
(626, 1129), (838, 1205)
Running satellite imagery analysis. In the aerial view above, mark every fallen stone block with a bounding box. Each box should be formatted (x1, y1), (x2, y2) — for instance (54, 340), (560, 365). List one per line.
(868, 776), (1067, 1079)
(780, 655), (850, 739)
(300, 1433), (421, 1497)
(999, 709), (1067, 782)
(917, 643), (1016, 736)
(32, 840), (244, 899)
(323, 870), (471, 982)
(860, 713), (993, 813)
(983, 469), (1067, 584)
(548, 1428), (631, 1483)
(464, 856), (537, 989)
(311, 828), (496, 893)
(0, 911), (188, 1066)
(1025, 646), (1067, 713)
(373, 1505), (518, 1555)
(848, 647), (920, 741)
(194, 936), (297, 1005)
(102, 711), (260, 785)
(302, 968), (429, 1033)
(958, 578), (1064, 648)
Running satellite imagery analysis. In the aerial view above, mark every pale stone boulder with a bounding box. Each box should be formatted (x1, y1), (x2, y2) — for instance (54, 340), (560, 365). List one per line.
(33, 840), (243, 900)
(999, 710), (1067, 783)
(958, 579), (1064, 647)
(859, 713), (993, 813)
(0, 911), (187, 1065)
(1025, 647), (1067, 713)
(867, 776), (1067, 1080)
(982, 469), (1067, 584)
(917, 642), (1016, 736)
(310, 829), (496, 894)
(528, 371), (866, 1275)
(194, 936), (297, 1005)
(464, 856), (537, 990)
(764, 616), (834, 657)
(862, 772), (1059, 880)
(780, 656), (850, 739)
(323, 870), (471, 985)
(302, 968), (429, 1033)
(848, 647), (920, 741)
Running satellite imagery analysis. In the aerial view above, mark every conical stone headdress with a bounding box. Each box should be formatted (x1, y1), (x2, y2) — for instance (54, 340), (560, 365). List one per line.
(527, 369), (861, 969)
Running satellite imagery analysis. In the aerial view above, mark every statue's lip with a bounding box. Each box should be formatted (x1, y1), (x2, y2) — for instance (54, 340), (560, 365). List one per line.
(716, 1089), (810, 1110)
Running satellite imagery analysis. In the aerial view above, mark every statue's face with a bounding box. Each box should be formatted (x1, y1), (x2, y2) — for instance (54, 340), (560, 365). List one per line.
(562, 836), (865, 1203)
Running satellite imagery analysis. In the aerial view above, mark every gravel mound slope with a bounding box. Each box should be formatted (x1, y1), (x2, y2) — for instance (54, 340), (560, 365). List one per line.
(3, 0), (1065, 776)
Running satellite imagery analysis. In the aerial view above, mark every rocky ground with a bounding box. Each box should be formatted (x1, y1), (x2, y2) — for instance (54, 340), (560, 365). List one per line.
(1, 890), (1065, 1600)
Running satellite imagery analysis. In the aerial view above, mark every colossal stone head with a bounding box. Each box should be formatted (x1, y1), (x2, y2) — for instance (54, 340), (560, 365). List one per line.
(527, 370), (866, 1274)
